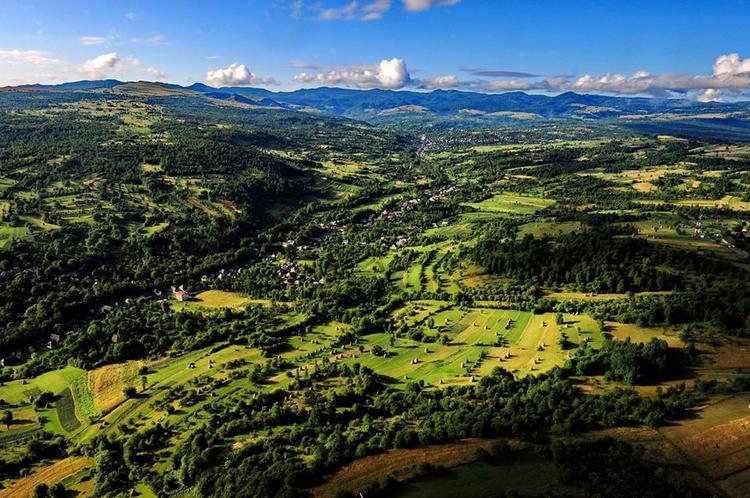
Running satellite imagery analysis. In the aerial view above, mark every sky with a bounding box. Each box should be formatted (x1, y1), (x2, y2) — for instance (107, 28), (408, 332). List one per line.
(1, 0), (750, 101)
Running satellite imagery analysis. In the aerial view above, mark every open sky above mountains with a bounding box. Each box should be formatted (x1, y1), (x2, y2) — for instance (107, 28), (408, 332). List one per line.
(1, 0), (750, 101)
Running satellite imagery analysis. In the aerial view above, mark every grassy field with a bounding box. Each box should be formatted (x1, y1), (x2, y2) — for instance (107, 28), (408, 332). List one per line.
(658, 394), (750, 498)
(89, 361), (145, 414)
(462, 193), (554, 215)
(339, 305), (603, 385)
(0, 367), (86, 405)
(172, 290), (272, 311)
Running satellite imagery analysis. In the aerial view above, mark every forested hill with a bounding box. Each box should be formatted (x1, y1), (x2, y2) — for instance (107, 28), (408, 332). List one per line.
(0, 86), (411, 361)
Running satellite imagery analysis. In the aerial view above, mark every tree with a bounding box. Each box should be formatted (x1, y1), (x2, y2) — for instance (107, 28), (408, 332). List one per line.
(123, 386), (137, 399)
(2, 409), (12, 430)
(33, 391), (55, 409)
(33, 483), (49, 498)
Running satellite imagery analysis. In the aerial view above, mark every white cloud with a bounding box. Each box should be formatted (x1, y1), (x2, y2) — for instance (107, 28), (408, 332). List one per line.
(125, 11), (137, 20)
(126, 56), (166, 80)
(488, 79), (532, 91)
(294, 57), (410, 88)
(79, 36), (110, 46)
(403, 0), (461, 12)
(205, 63), (278, 87)
(144, 67), (167, 79)
(291, 0), (304, 20)
(361, 0), (392, 20)
(133, 35), (167, 46)
(318, 0), (392, 21)
(697, 89), (723, 103)
(80, 52), (121, 79)
(421, 74), (459, 89)
(713, 53), (750, 77)
(0, 49), (60, 65)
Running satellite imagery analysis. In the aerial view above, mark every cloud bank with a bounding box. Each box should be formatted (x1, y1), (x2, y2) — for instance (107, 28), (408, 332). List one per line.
(294, 58), (410, 88)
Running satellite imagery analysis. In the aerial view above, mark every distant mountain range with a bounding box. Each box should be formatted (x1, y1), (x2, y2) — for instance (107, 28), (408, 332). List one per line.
(4, 79), (750, 139)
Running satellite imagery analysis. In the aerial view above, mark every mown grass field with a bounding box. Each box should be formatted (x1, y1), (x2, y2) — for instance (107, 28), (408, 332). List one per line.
(172, 290), (273, 312)
(337, 304), (604, 385)
(462, 193), (554, 215)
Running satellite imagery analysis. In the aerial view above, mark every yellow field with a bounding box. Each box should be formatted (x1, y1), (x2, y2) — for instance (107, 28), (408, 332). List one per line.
(546, 290), (672, 301)
(0, 406), (37, 433)
(675, 196), (750, 211)
(605, 322), (682, 347)
(0, 456), (92, 498)
(89, 361), (144, 414)
(632, 181), (657, 193)
(173, 290), (272, 311)
(140, 163), (163, 173)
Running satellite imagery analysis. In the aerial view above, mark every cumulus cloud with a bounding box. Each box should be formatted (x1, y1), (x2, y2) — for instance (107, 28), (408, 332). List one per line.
(80, 52), (121, 78)
(79, 36), (110, 46)
(456, 53), (750, 100)
(0, 49), (60, 65)
(205, 63), (278, 87)
(317, 0), (392, 21)
(697, 89), (723, 102)
(403, 0), (461, 12)
(713, 53), (750, 77)
(77, 52), (166, 80)
(294, 58), (410, 89)
(285, 51), (750, 100)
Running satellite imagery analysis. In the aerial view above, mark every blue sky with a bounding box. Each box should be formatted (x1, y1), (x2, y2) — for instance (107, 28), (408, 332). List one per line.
(1, 0), (750, 100)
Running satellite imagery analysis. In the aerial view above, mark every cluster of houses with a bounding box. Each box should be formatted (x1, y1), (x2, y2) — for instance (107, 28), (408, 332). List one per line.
(275, 261), (303, 285)
(416, 135), (434, 159)
(694, 213), (750, 260)
(201, 267), (244, 283)
(171, 285), (191, 302)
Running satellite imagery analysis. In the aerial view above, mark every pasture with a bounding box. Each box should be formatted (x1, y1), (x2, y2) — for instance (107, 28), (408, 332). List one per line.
(658, 394), (750, 498)
(462, 193), (554, 215)
(172, 290), (265, 311)
(343, 304), (603, 385)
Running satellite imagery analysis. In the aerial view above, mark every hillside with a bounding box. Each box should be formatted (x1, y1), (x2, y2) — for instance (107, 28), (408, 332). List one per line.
(0, 87), (749, 498)
(7, 80), (750, 140)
